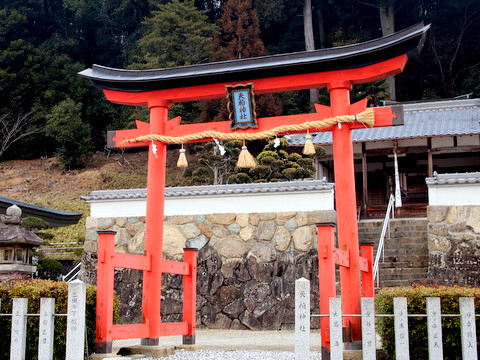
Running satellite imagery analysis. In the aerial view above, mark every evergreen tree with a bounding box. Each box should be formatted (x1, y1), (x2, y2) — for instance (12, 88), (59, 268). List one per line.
(45, 98), (94, 169)
(197, 0), (283, 123)
(229, 138), (315, 183)
(130, 0), (218, 69)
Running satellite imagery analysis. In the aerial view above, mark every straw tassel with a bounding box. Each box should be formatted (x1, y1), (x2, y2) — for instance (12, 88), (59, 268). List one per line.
(236, 141), (257, 168)
(177, 146), (188, 168)
(356, 108), (375, 127)
(303, 134), (315, 155)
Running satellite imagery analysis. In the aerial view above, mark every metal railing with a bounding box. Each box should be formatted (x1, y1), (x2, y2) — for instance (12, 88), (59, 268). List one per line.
(373, 193), (395, 286)
(62, 262), (81, 282)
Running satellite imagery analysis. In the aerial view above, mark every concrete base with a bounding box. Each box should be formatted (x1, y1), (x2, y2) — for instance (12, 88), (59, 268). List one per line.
(117, 345), (176, 358)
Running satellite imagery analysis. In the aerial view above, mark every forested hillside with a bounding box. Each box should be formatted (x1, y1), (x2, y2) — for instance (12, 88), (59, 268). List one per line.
(1, 0), (479, 167)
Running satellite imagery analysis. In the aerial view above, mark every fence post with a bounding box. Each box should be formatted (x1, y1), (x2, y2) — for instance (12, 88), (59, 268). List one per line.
(393, 297), (409, 360)
(38, 298), (55, 360)
(182, 248), (197, 345)
(65, 280), (86, 360)
(96, 231), (116, 353)
(460, 297), (478, 360)
(295, 278), (310, 360)
(361, 297), (376, 359)
(426, 297), (443, 360)
(10, 298), (28, 360)
(330, 297), (343, 360)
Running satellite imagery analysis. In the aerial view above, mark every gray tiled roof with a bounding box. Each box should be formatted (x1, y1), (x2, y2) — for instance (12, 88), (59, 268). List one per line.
(82, 179), (334, 201)
(287, 98), (480, 146)
(425, 171), (480, 185)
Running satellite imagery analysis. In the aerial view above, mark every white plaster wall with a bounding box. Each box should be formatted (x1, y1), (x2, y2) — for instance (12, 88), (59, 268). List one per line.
(457, 135), (480, 146)
(88, 189), (335, 217)
(428, 184), (480, 206)
(431, 137), (454, 148)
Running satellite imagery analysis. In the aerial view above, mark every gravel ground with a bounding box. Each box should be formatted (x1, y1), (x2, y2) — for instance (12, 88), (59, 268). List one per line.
(145, 349), (321, 360)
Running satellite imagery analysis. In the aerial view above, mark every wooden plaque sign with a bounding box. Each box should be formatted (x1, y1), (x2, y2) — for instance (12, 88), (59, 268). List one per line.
(226, 83), (257, 130)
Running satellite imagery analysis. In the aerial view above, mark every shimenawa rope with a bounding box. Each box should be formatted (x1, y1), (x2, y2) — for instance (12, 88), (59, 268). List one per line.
(124, 108), (374, 145)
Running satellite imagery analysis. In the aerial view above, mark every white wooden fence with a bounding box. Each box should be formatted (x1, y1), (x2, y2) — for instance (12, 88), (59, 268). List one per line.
(1, 279), (86, 360)
(295, 278), (478, 360)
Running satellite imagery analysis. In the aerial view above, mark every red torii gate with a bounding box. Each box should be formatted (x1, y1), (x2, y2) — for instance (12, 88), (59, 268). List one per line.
(80, 23), (429, 354)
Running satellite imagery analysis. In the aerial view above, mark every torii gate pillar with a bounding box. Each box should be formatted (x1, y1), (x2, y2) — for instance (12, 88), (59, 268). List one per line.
(328, 81), (362, 341)
(142, 100), (169, 344)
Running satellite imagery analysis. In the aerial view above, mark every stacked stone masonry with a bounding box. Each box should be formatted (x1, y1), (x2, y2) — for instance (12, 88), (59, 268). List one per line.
(428, 205), (480, 286)
(80, 206), (480, 330)
(81, 210), (336, 329)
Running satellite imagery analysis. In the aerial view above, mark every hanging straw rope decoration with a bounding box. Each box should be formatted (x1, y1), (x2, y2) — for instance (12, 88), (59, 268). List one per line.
(177, 144), (188, 168)
(126, 109), (375, 167)
(126, 109), (374, 145)
(236, 140), (257, 168)
(303, 132), (315, 155)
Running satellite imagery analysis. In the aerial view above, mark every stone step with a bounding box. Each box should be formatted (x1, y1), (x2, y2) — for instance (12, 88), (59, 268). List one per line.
(379, 267), (428, 276)
(379, 247), (428, 255)
(378, 278), (430, 287)
(378, 272), (428, 282)
(378, 260), (429, 268)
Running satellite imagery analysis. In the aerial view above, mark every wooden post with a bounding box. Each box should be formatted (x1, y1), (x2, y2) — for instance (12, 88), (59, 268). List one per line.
(460, 297), (478, 359)
(394, 297), (409, 360)
(295, 278), (311, 360)
(95, 231), (116, 353)
(142, 99), (170, 344)
(38, 298), (55, 360)
(328, 81), (362, 342)
(361, 297), (376, 359)
(361, 143), (368, 217)
(317, 222), (336, 355)
(360, 243), (374, 298)
(66, 280), (86, 360)
(182, 248), (197, 345)
(427, 297), (443, 359)
(329, 297), (343, 360)
(10, 298), (28, 360)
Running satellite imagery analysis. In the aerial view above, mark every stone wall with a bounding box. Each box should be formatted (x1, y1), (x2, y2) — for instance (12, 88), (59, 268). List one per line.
(427, 205), (480, 286)
(80, 210), (336, 330)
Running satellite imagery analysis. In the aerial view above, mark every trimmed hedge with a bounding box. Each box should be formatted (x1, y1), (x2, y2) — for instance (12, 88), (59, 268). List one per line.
(0, 279), (97, 360)
(376, 286), (480, 360)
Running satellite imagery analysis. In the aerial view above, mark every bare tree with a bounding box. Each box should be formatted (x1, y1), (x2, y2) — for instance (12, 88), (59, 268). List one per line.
(360, 0), (396, 100)
(304, 0), (320, 109)
(0, 107), (41, 159)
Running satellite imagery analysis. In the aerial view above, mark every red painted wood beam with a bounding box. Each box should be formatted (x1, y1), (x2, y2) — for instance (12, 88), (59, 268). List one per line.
(102, 55), (407, 106)
(110, 324), (150, 340)
(113, 253), (151, 271)
(333, 248), (350, 268)
(360, 245), (374, 298)
(161, 259), (190, 276)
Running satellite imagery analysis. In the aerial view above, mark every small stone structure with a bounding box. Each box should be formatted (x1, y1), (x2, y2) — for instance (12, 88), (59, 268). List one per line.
(0, 204), (43, 281)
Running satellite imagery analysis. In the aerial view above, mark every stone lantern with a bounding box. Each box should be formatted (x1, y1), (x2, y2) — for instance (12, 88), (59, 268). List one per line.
(0, 204), (43, 281)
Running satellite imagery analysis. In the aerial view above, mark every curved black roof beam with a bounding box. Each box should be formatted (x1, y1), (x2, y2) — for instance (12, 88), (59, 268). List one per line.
(79, 23), (430, 93)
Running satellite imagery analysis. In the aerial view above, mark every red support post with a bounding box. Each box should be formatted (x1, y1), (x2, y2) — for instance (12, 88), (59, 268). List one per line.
(360, 244), (374, 298)
(142, 100), (170, 344)
(328, 81), (362, 343)
(182, 248), (197, 345)
(95, 231), (116, 353)
(317, 223), (337, 355)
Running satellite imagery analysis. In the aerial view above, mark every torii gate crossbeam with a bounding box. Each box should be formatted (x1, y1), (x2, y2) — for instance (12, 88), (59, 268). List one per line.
(79, 22), (429, 355)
